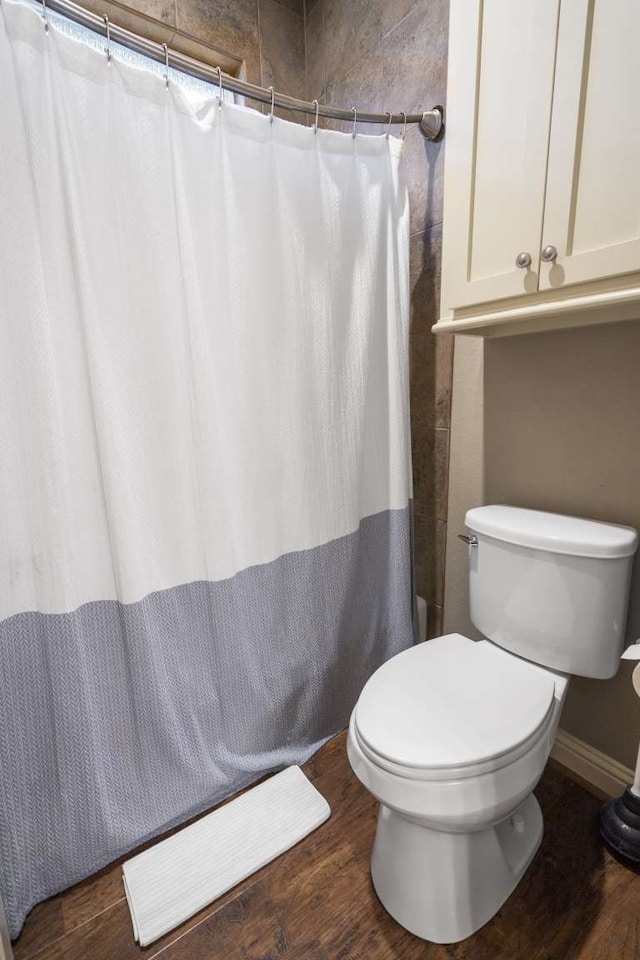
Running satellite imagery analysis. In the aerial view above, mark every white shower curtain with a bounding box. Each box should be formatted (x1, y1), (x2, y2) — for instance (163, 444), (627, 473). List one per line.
(0, 0), (414, 938)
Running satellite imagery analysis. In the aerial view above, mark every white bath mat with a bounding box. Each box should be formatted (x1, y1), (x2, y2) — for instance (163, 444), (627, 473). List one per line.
(122, 765), (331, 946)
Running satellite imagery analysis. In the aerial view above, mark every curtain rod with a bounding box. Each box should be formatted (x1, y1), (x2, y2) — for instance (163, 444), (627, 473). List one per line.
(39, 0), (445, 140)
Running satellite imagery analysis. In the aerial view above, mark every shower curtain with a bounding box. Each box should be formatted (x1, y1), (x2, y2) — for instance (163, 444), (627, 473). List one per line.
(0, 0), (414, 938)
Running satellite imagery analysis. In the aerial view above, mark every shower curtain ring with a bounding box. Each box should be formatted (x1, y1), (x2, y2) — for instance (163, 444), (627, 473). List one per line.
(268, 86), (275, 124)
(162, 43), (169, 88)
(216, 67), (224, 106)
(41, 0), (49, 32)
(401, 111), (407, 140)
(385, 112), (392, 139)
(103, 15), (111, 64)
(352, 107), (357, 139)
(312, 99), (319, 134)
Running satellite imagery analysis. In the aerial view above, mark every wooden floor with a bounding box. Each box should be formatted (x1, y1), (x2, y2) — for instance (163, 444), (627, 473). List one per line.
(12, 731), (640, 960)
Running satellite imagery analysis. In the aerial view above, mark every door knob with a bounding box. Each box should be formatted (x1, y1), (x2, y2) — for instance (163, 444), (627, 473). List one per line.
(515, 251), (532, 269)
(541, 244), (558, 262)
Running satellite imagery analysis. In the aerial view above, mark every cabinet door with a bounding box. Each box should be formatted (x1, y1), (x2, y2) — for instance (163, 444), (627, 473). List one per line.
(441, 0), (559, 311)
(540, 0), (640, 290)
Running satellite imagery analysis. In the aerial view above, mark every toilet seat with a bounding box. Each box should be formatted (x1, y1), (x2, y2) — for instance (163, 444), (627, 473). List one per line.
(352, 705), (556, 781)
(354, 634), (556, 781)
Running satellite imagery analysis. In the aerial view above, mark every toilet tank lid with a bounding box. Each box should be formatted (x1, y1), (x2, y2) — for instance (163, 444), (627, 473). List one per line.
(466, 505), (638, 559)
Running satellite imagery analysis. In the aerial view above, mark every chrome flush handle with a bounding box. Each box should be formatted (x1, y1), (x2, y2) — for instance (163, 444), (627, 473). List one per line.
(457, 534), (478, 546)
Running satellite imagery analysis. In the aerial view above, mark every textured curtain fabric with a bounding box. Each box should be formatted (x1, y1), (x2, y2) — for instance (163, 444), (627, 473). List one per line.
(0, 0), (414, 938)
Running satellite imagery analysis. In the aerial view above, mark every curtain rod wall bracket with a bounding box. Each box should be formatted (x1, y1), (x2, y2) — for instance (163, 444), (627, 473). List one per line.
(419, 106), (444, 141)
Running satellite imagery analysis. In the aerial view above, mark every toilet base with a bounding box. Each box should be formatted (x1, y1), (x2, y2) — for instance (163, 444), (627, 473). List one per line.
(370, 793), (543, 944)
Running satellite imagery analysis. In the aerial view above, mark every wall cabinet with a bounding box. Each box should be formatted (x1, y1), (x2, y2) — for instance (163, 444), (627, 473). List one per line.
(435, 0), (640, 337)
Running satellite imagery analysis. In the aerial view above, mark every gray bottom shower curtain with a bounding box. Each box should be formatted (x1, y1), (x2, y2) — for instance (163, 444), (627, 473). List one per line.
(0, 0), (415, 938)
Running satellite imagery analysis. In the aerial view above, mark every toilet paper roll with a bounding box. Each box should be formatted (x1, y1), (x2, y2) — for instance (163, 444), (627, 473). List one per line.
(621, 643), (640, 697)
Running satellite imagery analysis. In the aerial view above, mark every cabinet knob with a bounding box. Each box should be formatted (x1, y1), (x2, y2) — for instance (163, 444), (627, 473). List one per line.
(515, 251), (532, 269)
(541, 244), (558, 262)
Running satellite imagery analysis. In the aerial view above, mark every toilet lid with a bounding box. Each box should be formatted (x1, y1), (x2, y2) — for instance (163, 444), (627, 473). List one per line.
(354, 634), (556, 771)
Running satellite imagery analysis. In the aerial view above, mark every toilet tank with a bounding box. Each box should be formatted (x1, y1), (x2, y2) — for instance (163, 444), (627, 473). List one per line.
(465, 506), (638, 679)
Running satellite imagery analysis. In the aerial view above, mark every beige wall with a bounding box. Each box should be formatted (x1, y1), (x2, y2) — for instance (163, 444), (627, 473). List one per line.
(443, 336), (484, 642)
(305, 0), (453, 635)
(445, 319), (640, 768)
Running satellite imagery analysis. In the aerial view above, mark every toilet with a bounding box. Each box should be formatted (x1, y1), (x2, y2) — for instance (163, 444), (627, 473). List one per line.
(347, 505), (638, 944)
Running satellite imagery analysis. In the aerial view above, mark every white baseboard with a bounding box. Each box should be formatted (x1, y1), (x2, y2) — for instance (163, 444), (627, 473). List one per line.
(551, 728), (634, 799)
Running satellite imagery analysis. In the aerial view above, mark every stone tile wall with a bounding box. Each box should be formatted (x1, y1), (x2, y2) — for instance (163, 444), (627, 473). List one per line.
(305, 0), (453, 636)
(91, 0), (306, 101)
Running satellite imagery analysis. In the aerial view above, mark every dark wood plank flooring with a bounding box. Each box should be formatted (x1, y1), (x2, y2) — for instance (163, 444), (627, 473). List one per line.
(12, 731), (640, 960)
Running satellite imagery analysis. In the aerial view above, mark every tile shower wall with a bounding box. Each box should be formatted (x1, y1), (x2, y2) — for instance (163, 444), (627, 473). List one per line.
(305, 0), (453, 636)
(89, 0), (306, 102)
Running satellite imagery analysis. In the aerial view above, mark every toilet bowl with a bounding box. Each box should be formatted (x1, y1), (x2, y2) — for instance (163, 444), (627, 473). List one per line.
(347, 505), (638, 944)
(347, 633), (568, 943)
